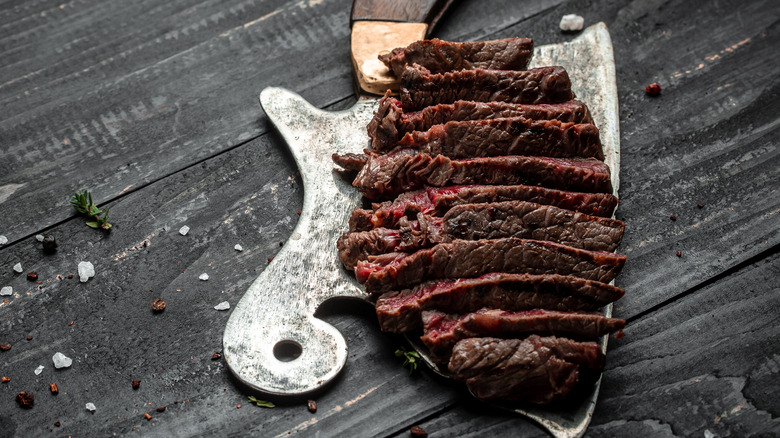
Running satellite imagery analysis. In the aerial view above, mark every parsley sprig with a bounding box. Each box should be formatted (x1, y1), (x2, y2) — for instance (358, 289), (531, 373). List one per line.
(395, 348), (422, 375)
(248, 396), (275, 408)
(70, 190), (112, 230)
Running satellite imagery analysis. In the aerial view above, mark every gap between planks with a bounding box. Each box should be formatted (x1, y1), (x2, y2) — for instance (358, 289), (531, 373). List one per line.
(625, 242), (780, 324)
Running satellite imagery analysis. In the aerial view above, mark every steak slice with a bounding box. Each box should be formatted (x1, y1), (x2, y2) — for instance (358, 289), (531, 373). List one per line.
(331, 152), (368, 172)
(379, 38), (534, 77)
(391, 118), (603, 160)
(375, 273), (625, 333)
(349, 185), (618, 231)
(340, 201), (625, 268)
(427, 185), (618, 218)
(367, 93), (593, 151)
(337, 227), (403, 270)
(448, 336), (604, 404)
(336, 150), (613, 199)
(356, 237), (626, 295)
(421, 309), (625, 363)
(401, 64), (574, 110)
(417, 200), (625, 252)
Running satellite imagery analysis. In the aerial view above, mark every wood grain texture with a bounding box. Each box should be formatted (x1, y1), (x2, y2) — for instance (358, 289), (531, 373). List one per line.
(1, 0), (779, 436)
(0, 0), (355, 242)
(350, 0), (456, 30)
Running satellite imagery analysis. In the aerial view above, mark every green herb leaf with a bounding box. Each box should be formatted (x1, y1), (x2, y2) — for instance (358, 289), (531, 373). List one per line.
(395, 348), (421, 375)
(248, 396), (275, 408)
(71, 189), (113, 231)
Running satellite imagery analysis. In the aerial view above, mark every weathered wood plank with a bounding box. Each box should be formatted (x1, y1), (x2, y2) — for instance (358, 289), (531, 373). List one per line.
(1, 0), (780, 436)
(0, 0), (356, 242)
(408, 249), (780, 437)
(0, 0), (549, 243)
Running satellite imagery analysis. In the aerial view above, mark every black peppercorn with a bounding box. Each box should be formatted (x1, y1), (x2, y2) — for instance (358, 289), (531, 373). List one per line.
(42, 235), (58, 254)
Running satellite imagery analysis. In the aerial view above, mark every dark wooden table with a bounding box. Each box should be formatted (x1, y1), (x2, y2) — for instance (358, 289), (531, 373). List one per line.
(1, 0), (778, 436)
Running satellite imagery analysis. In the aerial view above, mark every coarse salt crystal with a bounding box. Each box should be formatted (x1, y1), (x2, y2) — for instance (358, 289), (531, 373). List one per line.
(0, 235), (7, 245)
(78, 261), (95, 283)
(35, 234), (45, 242)
(179, 225), (190, 236)
(234, 244), (243, 252)
(214, 301), (230, 311)
(199, 273), (209, 281)
(52, 352), (73, 369)
(34, 365), (44, 375)
(86, 403), (96, 412)
(13, 263), (23, 273)
(559, 14), (584, 31)
(0, 286), (11, 296)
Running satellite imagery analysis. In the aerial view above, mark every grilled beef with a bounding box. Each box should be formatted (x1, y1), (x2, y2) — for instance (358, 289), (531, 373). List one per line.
(356, 237), (626, 295)
(421, 309), (624, 363)
(375, 273), (625, 333)
(426, 185), (618, 218)
(421, 201), (624, 251)
(337, 227), (403, 270)
(339, 201), (625, 268)
(448, 336), (604, 404)
(401, 64), (574, 110)
(348, 185), (618, 231)
(367, 94), (594, 151)
(390, 118), (603, 160)
(332, 152), (368, 172)
(379, 38), (534, 77)
(335, 150), (613, 199)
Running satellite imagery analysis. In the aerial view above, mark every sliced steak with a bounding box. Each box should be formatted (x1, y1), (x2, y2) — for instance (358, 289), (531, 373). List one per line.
(427, 185), (618, 218)
(356, 237), (626, 295)
(448, 336), (604, 404)
(401, 64), (574, 110)
(379, 38), (534, 77)
(421, 309), (624, 363)
(375, 273), (625, 333)
(418, 200), (625, 252)
(331, 152), (367, 172)
(340, 201), (625, 268)
(391, 118), (603, 160)
(337, 227), (403, 270)
(349, 185), (618, 231)
(367, 93), (593, 151)
(335, 150), (613, 199)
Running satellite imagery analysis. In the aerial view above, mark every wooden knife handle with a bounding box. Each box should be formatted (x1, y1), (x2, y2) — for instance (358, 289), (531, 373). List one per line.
(351, 0), (458, 36)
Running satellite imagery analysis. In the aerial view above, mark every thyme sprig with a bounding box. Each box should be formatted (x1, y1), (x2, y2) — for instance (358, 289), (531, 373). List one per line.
(70, 190), (112, 230)
(395, 348), (421, 375)
(247, 396), (275, 408)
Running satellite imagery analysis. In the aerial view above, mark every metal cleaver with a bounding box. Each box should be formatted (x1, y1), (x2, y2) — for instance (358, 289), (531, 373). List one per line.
(222, 1), (621, 436)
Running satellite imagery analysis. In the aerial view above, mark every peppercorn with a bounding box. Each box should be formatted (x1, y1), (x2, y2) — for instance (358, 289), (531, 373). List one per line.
(645, 82), (662, 96)
(16, 392), (34, 409)
(410, 426), (428, 438)
(152, 298), (166, 313)
(42, 235), (58, 254)
(307, 400), (317, 413)
(132, 380), (141, 390)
